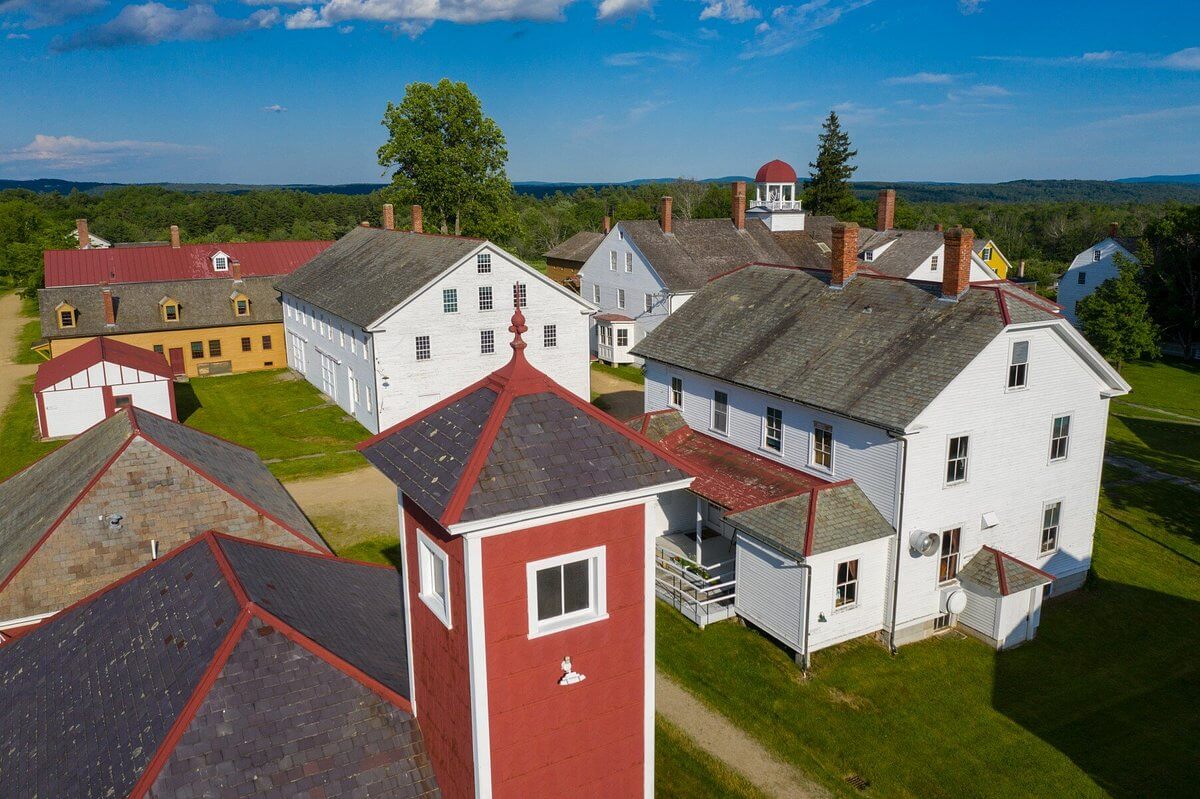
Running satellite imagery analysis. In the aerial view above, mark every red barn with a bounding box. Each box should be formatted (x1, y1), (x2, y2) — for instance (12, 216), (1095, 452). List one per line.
(361, 310), (692, 799)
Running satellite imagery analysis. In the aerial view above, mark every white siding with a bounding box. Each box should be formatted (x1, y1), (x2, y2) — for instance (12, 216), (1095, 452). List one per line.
(41, 388), (105, 437)
(898, 247), (997, 283)
(649, 488), (697, 536)
(734, 536), (806, 651)
(38, 359), (173, 437)
(958, 586), (999, 643)
(895, 323), (1112, 634)
(805, 538), (891, 651)
(1057, 238), (1138, 326)
(996, 588), (1042, 648)
(643, 361), (900, 525)
(578, 225), (672, 357)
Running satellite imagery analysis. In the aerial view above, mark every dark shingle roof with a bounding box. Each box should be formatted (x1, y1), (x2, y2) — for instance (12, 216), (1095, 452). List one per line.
(621, 218), (798, 292)
(959, 546), (1053, 596)
(0, 410), (135, 583)
(0, 534), (436, 799)
(545, 230), (605, 264)
(725, 482), (894, 559)
(362, 316), (689, 527)
(275, 225), (482, 327)
(859, 230), (945, 278)
(631, 264), (1059, 432)
(39, 275), (283, 339)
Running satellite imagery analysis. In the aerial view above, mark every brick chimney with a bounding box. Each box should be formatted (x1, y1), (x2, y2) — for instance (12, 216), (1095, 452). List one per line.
(876, 189), (895, 231)
(603, 215), (611, 234)
(76, 219), (89, 250)
(934, 223), (943, 232)
(101, 286), (116, 326)
(831, 222), (859, 288)
(231, 260), (242, 281)
(170, 225), (180, 249)
(411, 204), (423, 234)
(383, 203), (395, 231)
(732, 181), (746, 231)
(660, 196), (673, 234)
(1109, 222), (1119, 238)
(942, 226), (974, 299)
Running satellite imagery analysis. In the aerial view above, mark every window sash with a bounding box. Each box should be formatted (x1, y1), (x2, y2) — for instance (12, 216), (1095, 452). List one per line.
(443, 288), (458, 313)
(616, 329), (629, 347)
(479, 286), (494, 311)
(190, 341), (203, 358)
(592, 285), (600, 303)
(543, 325), (557, 348)
(415, 336), (431, 361)
(514, 283), (527, 308)
(610, 251), (617, 270)
(616, 289), (626, 309)
(624, 252), (633, 272)
(527, 547), (606, 637)
(1008, 341), (1029, 389)
(208, 340), (222, 357)
(477, 252), (491, 273)
(670, 377), (683, 409)
(764, 407), (783, 452)
(712, 391), (729, 434)
(480, 330), (495, 354)
(1041, 502), (1061, 553)
(812, 422), (833, 469)
(417, 531), (452, 628)
(939, 528), (961, 583)
(946, 436), (969, 484)
(645, 293), (654, 313)
(1050, 415), (1071, 461)
(835, 559), (858, 608)
(240, 337), (251, 352)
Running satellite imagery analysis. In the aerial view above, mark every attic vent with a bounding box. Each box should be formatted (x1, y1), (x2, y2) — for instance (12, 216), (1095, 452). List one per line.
(817, 242), (831, 254)
(845, 774), (870, 791)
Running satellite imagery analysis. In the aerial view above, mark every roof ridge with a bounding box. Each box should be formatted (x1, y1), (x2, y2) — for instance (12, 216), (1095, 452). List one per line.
(369, 225), (485, 243)
(802, 485), (820, 556)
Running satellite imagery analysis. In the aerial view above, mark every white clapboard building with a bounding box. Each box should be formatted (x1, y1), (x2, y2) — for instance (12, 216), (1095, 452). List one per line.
(34, 336), (175, 438)
(276, 208), (594, 433)
(1056, 223), (1141, 326)
(630, 223), (1128, 663)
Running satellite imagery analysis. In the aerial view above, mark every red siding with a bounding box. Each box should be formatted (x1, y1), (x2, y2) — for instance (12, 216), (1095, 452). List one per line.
(402, 498), (476, 799)
(482, 504), (647, 799)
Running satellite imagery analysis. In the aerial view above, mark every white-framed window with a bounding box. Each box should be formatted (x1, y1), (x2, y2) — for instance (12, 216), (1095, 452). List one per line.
(480, 329), (495, 354)
(864, 250), (874, 262)
(338, 325), (345, 347)
(930, 254), (939, 271)
(1078, 271), (1087, 285)
(616, 328), (629, 347)
(1041, 501), (1062, 554)
(213, 254), (229, 271)
(415, 335), (431, 361)
(1050, 415), (1071, 462)
(933, 612), (952, 630)
(645, 293), (654, 313)
(477, 252), (492, 273)
(982, 247), (993, 260)
(712, 390), (729, 435)
(1007, 340), (1029, 389)
(1092, 250), (1101, 262)
(811, 421), (833, 471)
(592, 284), (601, 304)
(609, 251), (618, 270)
(479, 285), (494, 311)
(624, 252), (633, 272)
(670, 376), (684, 409)
(599, 326), (611, 346)
(443, 288), (458, 314)
(764, 407), (783, 453)
(514, 283), (527, 308)
(616, 288), (626, 309)
(526, 546), (607, 638)
(946, 435), (969, 485)
(543, 324), (557, 348)
(416, 530), (452, 629)
(835, 559), (858, 608)
(939, 527), (961, 584)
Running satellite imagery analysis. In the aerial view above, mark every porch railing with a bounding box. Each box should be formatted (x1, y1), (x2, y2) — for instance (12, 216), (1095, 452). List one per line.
(655, 548), (736, 629)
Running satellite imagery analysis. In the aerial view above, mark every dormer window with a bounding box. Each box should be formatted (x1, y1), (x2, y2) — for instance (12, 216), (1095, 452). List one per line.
(159, 297), (181, 323)
(212, 252), (230, 271)
(56, 302), (76, 329)
(230, 292), (250, 317)
(1092, 250), (1101, 262)
(864, 250), (874, 262)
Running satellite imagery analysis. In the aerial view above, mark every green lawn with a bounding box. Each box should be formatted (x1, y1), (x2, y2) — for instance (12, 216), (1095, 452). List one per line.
(11, 295), (45, 365)
(0, 376), (65, 479)
(179, 369), (370, 481)
(1106, 357), (1200, 482)
(1113, 357), (1200, 418)
(655, 716), (768, 799)
(592, 360), (645, 385)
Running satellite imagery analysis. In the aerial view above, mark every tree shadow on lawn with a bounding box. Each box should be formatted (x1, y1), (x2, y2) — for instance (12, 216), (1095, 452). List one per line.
(993, 580), (1199, 799)
(173, 381), (201, 423)
(1113, 414), (1200, 467)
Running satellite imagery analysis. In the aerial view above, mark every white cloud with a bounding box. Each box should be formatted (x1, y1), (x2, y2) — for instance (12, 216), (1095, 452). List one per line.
(54, 3), (280, 51)
(596, 0), (652, 20)
(883, 71), (956, 85)
(6, 31), (31, 39)
(604, 49), (691, 67)
(698, 0), (759, 23)
(0, 0), (107, 29)
(947, 83), (1010, 100)
(0, 133), (206, 170)
(337, 23), (353, 32)
(263, 104), (288, 113)
(958, 0), (985, 14)
(1160, 47), (1200, 71)
(285, 7), (329, 28)
(744, 0), (874, 59)
(981, 48), (1200, 72)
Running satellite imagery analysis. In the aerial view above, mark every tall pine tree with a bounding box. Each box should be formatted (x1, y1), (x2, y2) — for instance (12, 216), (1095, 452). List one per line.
(806, 111), (858, 215)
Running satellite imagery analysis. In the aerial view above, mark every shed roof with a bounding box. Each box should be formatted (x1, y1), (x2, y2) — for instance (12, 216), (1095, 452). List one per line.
(0, 408), (326, 595)
(275, 225), (484, 327)
(631, 264), (1061, 432)
(545, 230), (605, 264)
(39, 275), (282, 339)
(959, 546), (1054, 596)
(725, 482), (894, 559)
(34, 336), (173, 391)
(361, 311), (690, 528)
(44, 240), (331, 288)
(0, 532), (436, 799)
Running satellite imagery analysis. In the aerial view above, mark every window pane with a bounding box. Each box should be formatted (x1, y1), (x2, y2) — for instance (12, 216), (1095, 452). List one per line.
(536, 566), (562, 621)
(562, 560), (590, 614)
(1012, 341), (1029, 363)
(431, 555), (446, 599)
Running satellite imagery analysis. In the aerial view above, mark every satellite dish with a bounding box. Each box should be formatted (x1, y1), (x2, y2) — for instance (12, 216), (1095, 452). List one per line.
(909, 530), (940, 557)
(945, 590), (968, 615)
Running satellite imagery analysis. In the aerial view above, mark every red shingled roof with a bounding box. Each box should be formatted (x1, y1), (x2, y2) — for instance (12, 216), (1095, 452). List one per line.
(44, 240), (332, 288)
(755, 159), (797, 184)
(35, 337), (173, 392)
(630, 410), (825, 511)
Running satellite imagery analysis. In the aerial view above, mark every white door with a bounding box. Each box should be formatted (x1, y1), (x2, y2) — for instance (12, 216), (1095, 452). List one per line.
(347, 369), (358, 414)
(289, 333), (306, 373)
(319, 352), (337, 400)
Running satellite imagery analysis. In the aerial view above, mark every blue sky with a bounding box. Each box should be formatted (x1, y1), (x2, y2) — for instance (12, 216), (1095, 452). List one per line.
(1, 1), (1197, 184)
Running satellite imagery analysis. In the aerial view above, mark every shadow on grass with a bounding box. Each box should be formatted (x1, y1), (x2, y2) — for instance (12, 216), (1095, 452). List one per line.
(173, 381), (201, 423)
(993, 579), (1200, 799)
(1104, 474), (1200, 551)
(1113, 414), (1200, 465)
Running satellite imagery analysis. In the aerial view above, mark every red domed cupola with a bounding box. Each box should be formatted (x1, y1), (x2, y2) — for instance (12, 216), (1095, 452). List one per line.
(754, 159), (798, 184)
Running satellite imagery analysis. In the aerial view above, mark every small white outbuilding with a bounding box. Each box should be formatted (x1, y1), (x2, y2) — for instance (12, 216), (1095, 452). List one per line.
(35, 337), (176, 439)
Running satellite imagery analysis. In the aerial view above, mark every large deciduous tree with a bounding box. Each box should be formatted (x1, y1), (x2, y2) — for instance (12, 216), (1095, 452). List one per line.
(806, 110), (858, 216)
(1076, 255), (1159, 371)
(377, 79), (514, 239)
(1141, 206), (1200, 358)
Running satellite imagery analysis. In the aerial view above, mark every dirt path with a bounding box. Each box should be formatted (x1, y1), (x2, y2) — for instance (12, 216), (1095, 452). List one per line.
(0, 293), (37, 412)
(591, 369), (644, 422)
(1112, 400), (1200, 423)
(656, 672), (830, 799)
(283, 466), (400, 537)
(1105, 454), (1200, 493)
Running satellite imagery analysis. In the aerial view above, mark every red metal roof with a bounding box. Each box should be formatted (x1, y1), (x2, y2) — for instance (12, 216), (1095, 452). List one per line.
(631, 411), (825, 512)
(43, 240), (333, 288)
(755, 159), (798, 184)
(35, 337), (174, 392)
